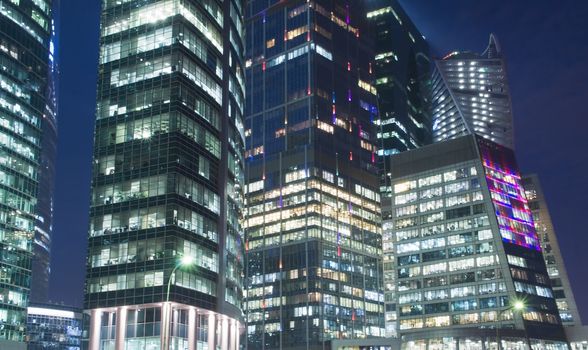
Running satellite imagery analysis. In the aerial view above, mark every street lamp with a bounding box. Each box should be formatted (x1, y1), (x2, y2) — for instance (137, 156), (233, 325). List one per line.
(496, 299), (526, 350)
(166, 255), (195, 302)
(163, 255), (195, 350)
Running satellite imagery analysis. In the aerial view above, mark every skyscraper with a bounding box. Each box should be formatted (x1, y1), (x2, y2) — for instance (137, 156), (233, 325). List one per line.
(365, 0), (431, 157)
(522, 174), (581, 327)
(31, 0), (60, 305)
(243, 0), (384, 348)
(431, 34), (514, 149)
(0, 0), (56, 347)
(84, 0), (245, 349)
(364, 7), (431, 327)
(382, 135), (568, 348)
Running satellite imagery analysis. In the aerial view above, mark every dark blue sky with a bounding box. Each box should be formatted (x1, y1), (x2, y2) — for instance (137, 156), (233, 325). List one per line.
(51, 0), (588, 321)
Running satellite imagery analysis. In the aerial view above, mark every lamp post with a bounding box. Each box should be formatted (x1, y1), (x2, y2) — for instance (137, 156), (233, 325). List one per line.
(496, 300), (526, 350)
(162, 255), (195, 350)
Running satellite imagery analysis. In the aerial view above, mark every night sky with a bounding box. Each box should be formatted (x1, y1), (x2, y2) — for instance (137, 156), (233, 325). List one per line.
(51, 0), (588, 321)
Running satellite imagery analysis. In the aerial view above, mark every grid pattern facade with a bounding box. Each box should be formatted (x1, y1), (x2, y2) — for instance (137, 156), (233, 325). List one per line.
(431, 35), (514, 149)
(84, 0), (245, 348)
(0, 0), (54, 345)
(523, 174), (581, 326)
(383, 136), (566, 344)
(244, 0), (384, 348)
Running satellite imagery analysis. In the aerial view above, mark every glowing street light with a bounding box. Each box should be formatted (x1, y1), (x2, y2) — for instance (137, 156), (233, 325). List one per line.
(513, 300), (525, 312)
(163, 255), (196, 350)
(496, 299), (527, 350)
(166, 255), (195, 302)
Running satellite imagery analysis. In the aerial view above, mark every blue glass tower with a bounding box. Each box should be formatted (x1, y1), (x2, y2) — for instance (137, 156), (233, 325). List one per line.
(244, 0), (384, 348)
(0, 0), (57, 347)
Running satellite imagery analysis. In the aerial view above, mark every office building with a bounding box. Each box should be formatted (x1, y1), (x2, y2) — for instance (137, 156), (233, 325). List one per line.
(31, 0), (60, 304)
(84, 0), (245, 349)
(382, 135), (568, 348)
(27, 303), (83, 350)
(244, 0), (384, 348)
(365, 0), (431, 179)
(431, 34), (514, 149)
(522, 174), (581, 326)
(364, 6), (431, 334)
(0, 0), (56, 347)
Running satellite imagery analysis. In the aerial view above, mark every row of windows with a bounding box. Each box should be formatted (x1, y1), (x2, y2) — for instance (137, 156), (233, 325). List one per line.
(398, 256), (498, 278)
(395, 191), (483, 217)
(397, 242), (494, 266)
(393, 227), (492, 243)
(399, 311), (507, 330)
(394, 167), (476, 194)
(88, 236), (218, 273)
(107, 52), (222, 104)
(395, 214), (489, 233)
(87, 270), (216, 296)
(102, 0), (222, 52)
(92, 173), (219, 214)
(0, 1), (47, 43)
(397, 268), (503, 286)
(96, 111), (221, 158)
(395, 179), (479, 205)
(90, 204), (218, 243)
(399, 296), (503, 316)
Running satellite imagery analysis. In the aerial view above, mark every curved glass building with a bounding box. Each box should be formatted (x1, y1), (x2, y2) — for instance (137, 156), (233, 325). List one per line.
(0, 0), (56, 347)
(84, 0), (246, 349)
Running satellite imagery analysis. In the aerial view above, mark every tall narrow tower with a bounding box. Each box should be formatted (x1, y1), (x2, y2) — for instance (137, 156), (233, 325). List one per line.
(84, 1), (246, 349)
(0, 0), (56, 348)
(431, 35), (514, 149)
(244, 1), (384, 348)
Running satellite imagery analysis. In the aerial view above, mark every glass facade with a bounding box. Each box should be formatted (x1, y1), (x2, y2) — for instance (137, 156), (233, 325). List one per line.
(0, 0), (55, 346)
(31, 0), (59, 304)
(27, 304), (83, 350)
(244, 0), (384, 348)
(522, 174), (581, 327)
(431, 35), (514, 149)
(365, 0), (431, 197)
(383, 135), (567, 345)
(84, 0), (245, 348)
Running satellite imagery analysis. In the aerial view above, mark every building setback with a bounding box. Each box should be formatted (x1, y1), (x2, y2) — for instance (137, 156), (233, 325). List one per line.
(522, 174), (581, 327)
(83, 0), (246, 348)
(431, 35), (514, 149)
(244, 0), (384, 348)
(0, 0), (56, 348)
(382, 135), (568, 348)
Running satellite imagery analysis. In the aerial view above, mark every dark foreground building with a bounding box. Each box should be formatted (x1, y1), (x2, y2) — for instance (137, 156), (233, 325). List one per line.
(83, 0), (246, 348)
(244, 0), (384, 348)
(382, 135), (568, 349)
(365, 0), (431, 161)
(0, 0), (57, 348)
